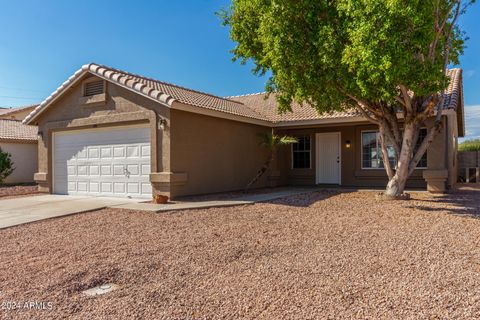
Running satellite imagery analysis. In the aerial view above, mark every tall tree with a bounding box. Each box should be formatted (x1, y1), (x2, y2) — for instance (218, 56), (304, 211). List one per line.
(221, 0), (473, 197)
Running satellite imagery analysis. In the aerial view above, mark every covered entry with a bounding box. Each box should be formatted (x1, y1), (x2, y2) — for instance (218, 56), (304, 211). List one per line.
(316, 132), (341, 184)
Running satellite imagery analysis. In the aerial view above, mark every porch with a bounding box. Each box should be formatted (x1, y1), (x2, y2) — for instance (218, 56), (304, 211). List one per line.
(270, 119), (454, 193)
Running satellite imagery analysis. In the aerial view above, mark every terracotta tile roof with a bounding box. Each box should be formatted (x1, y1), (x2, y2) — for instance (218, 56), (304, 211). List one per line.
(0, 119), (37, 141)
(229, 69), (463, 123)
(228, 93), (362, 122)
(0, 108), (10, 115)
(24, 63), (462, 126)
(442, 68), (462, 110)
(0, 104), (38, 116)
(24, 63), (265, 124)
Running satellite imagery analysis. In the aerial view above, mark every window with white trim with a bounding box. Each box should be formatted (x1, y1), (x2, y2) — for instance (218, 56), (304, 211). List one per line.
(292, 136), (311, 169)
(361, 129), (428, 169)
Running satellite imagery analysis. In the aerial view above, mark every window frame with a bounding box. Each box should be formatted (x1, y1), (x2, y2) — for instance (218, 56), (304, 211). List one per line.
(291, 135), (312, 170)
(360, 129), (428, 170)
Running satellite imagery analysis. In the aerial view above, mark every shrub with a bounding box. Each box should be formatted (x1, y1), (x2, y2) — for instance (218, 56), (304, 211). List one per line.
(0, 147), (14, 184)
(459, 139), (480, 152)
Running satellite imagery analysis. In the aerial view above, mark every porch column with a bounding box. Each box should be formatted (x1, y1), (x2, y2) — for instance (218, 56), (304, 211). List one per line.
(422, 169), (448, 193)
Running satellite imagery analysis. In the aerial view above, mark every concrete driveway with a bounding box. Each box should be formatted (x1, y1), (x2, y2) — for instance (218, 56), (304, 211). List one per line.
(0, 195), (143, 229)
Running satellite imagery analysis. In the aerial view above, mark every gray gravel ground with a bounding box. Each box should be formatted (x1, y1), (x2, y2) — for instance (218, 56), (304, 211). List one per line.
(1, 188), (480, 319)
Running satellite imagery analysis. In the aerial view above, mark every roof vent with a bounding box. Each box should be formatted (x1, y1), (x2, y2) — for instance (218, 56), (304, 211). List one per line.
(84, 80), (104, 96)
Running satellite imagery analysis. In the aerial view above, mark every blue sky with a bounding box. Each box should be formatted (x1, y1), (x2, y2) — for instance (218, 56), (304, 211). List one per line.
(0, 1), (478, 140)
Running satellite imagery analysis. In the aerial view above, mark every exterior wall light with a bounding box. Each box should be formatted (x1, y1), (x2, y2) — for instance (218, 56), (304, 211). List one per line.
(37, 131), (43, 139)
(158, 119), (167, 131)
(345, 140), (351, 148)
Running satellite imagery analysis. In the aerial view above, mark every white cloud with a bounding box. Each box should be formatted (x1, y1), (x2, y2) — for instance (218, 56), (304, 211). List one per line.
(461, 105), (480, 141)
(464, 70), (476, 79)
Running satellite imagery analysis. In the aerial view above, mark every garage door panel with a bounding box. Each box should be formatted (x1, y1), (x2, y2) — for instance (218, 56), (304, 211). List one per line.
(88, 147), (100, 159)
(141, 164), (151, 175)
(141, 183), (152, 194)
(141, 145), (151, 157)
(101, 182), (112, 193)
(100, 165), (112, 176)
(54, 126), (152, 199)
(113, 147), (125, 158)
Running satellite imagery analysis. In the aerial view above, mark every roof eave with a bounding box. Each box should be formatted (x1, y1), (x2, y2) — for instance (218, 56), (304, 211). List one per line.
(23, 66), (90, 125)
(171, 101), (272, 127)
(273, 116), (368, 127)
(23, 63), (177, 125)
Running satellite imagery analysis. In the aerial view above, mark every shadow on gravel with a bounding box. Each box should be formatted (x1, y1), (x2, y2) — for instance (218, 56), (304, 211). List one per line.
(264, 189), (353, 208)
(406, 186), (480, 218)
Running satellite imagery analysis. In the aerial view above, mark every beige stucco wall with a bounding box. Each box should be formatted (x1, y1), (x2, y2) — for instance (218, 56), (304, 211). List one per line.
(169, 106), (271, 197)
(29, 73), (274, 199)
(33, 74), (169, 194)
(0, 108), (34, 121)
(445, 113), (459, 187)
(276, 120), (452, 189)
(29, 72), (457, 197)
(0, 141), (37, 183)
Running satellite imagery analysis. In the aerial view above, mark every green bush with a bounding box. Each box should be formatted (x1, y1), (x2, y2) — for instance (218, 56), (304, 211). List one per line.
(0, 147), (14, 184)
(459, 139), (480, 152)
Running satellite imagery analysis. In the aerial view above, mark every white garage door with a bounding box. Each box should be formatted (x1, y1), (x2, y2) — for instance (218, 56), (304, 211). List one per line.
(53, 125), (152, 199)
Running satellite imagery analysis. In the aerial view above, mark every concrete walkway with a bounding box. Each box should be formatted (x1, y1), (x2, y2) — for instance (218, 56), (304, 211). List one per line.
(111, 188), (315, 212)
(0, 188), (316, 229)
(0, 195), (142, 229)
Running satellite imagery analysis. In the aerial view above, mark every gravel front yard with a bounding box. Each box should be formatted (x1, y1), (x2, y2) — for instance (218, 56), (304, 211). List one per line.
(1, 189), (480, 319)
(0, 185), (39, 199)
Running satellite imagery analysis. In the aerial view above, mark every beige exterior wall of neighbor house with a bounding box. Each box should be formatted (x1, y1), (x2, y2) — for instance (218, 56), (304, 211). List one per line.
(0, 141), (37, 183)
(0, 108), (35, 121)
(169, 106), (271, 197)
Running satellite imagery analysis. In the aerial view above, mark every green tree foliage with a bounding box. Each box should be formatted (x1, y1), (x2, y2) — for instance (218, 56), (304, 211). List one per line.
(0, 148), (14, 184)
(459, 139), (480, 151)
(221, 0), (474, 197)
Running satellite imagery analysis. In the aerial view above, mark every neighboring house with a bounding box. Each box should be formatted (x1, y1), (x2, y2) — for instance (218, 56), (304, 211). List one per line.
(0, 118), (38, 184)
(0, 105), (38, 121)
(23, 63), (464, 199)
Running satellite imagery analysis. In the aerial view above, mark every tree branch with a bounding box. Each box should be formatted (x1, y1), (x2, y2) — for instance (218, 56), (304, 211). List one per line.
(399, 85), (413, 118)
(428, 0), (459, 62)
(336, 85), (381, 124)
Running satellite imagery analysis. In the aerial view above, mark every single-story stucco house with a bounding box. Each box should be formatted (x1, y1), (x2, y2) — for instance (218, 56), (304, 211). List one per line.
(22, 63), (464, 199)
(0, 106), (38, 183)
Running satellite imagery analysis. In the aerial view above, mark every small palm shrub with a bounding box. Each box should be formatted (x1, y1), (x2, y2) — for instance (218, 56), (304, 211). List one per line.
(245, 132), (297, 192)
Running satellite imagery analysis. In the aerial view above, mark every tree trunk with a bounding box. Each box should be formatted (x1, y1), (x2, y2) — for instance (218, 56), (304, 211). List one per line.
(383, 122), (417, 197)
(245, 151), (274, 192)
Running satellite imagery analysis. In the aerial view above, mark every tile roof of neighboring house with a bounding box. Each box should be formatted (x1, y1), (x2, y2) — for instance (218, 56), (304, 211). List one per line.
(228, 69), (463, 123)
(0, 108), (11, 115)
(0, 104), (38, 118)
(0, 119), (37, 141)
(24, 63), (463, 126)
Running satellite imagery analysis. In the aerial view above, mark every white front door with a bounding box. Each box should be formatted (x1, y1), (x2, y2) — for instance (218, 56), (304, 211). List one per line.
(53, 125), (152, 199)
(316, 132), (341, 184)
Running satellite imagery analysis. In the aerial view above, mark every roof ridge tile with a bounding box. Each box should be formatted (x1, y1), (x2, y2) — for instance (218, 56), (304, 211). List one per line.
(89, 63), (243, 105)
